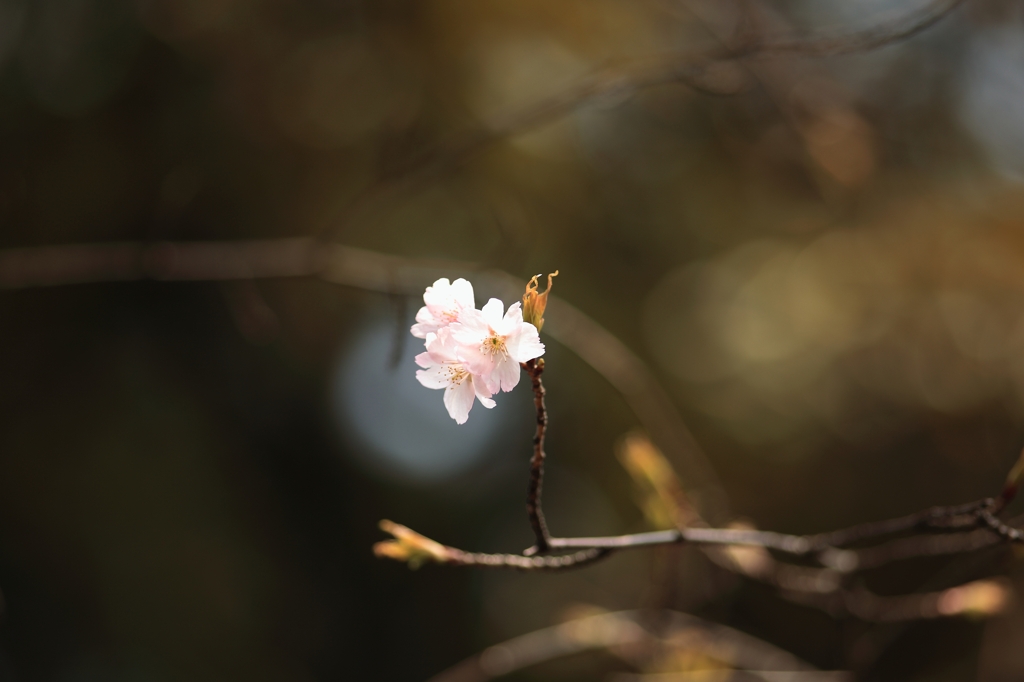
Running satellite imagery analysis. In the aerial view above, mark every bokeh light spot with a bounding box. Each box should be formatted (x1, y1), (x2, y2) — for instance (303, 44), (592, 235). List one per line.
(332, 313), (509, 484)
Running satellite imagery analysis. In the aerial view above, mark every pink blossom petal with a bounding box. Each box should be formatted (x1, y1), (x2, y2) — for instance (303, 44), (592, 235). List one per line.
(422, 278), (452, 308)
(409, 306), (435, 338)
(411, 276), (548, 422)
(422, 330), (452, 363)
(444, 379), (476, 424)
(496, 301), (523, 334)
(449, 312), (489, 343)
(480, 298), (505, 327)
(474, 378), (496, 409)
(492, 354), (521, 392)
(412, 318), (439, 338)
(413, 278), (478, 338)
(449, 278), (475, 309)
(505, 324), (544, 363)
(456, 342), (492, 376)
(416, 365), (450, 389)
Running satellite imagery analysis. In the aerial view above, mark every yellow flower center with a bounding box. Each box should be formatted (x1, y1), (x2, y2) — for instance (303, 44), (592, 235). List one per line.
(446, 365), (469, 385)
(482, 332), (507, 357)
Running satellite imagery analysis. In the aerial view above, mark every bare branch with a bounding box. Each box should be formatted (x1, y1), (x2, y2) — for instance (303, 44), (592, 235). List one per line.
(539, 499), (1021, 559)
(446, 547), (610, 571)
(377, 497), (1023, 578)
(810, 498), (996, 548)
(523, 359), (552, 554)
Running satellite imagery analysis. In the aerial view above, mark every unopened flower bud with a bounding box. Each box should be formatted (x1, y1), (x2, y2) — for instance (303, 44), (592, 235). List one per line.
(522, 271), (558, 332)
(373, 520), (450, 569)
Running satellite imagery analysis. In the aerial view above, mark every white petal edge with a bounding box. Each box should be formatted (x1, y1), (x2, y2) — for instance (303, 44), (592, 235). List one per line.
(416, 365), (450, 389)
(450, 278), (475, 310)
(493, 354), (520, 392)
(444, 379), (476, 424)
(480, 298), (505, 327)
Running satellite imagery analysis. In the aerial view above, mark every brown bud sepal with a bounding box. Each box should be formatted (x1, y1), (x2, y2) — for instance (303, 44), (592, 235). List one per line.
(522, 271), (558, 332)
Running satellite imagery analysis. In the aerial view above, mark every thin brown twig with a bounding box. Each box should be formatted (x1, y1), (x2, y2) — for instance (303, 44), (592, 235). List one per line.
(811, 499), (996, 548)
(523, 358), (552, 554)
(383, 490), (1023, 575)
(446, 547), (610, 570)
(540, 499), (1019, 559)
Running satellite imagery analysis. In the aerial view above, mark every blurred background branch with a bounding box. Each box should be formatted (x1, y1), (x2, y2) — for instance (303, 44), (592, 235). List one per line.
(428, 608), (844, 682)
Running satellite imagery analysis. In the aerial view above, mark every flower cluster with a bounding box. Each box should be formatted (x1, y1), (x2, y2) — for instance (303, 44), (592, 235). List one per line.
(411, 277), (545, 424)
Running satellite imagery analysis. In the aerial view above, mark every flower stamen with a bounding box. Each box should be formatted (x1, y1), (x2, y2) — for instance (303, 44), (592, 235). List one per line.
(482, 332), (508, 357)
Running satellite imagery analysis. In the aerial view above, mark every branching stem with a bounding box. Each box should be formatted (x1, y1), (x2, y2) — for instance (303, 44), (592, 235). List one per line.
(413, 498), (1024, 573)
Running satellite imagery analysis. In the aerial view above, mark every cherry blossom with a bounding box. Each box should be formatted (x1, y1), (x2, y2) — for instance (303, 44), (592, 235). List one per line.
(450, 298), (545, 394)
(410, 277), (475, 339)
(409, 277), (548, 423)
(414, 328), (496, 424)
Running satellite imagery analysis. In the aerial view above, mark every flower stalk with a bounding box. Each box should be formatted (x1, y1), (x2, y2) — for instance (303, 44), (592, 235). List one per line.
(524, 358), (552, 555)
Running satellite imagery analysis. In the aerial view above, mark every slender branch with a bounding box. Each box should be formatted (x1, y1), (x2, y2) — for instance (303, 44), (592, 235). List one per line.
(540, 499), (1020, 559)
(446, 547), (610, 570)
(377, 501), (1023, 575)
(548, 530), (684, 551)
(523, 359), (551, 554)
(810, 499), (996, 549)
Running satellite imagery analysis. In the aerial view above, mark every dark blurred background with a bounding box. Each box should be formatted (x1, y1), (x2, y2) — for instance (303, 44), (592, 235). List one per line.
(3, 0), (1024, 680)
